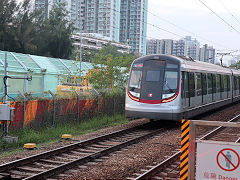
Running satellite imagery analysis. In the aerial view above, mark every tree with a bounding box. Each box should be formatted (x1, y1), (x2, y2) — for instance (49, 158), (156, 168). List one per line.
(37, 2), (74, 59)
(0, 0), (18, 51)
(230, 60), (240, 69)
(10, 0), (41, 54)
(85, 44), (137, 91)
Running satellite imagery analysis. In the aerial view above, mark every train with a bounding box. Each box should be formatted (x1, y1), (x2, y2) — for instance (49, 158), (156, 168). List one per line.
(125, 54), (240, 121)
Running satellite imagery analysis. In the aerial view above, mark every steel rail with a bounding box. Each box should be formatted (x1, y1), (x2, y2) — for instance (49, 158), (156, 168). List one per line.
(134, 113), (240, 180)
(0, 125), (147, 173)
(24, 129), (162, 179)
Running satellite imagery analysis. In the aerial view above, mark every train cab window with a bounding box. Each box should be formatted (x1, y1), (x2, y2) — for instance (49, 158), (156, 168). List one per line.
(202, 73), (207, 95)
(189, 72), (195, 97)
(212, 74), (216, 93)
(166, 63), (178, 69)
(146, 71), (160, 81)
(196, 73), (202, 96)
(207, 73), (212, 94)
(129, 70), (142, 96)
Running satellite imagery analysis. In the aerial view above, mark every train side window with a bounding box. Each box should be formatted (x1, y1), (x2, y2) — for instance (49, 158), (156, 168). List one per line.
(238, 77), (240, 94)
(212, 74), (216, 93)
(181, 72), (185, 99)
(185, 72), (189, 98)
(227, 75), (230, 92)
(223, 75), (227, 92)
(207, 73), (212, 94)
(216, 74), (220, 93)
(196, 73), (202, 96)
(189, 72), (195, 97)
(220, 75), (224, 92)
(202, 73), (207, 95)
(237, 76), (239, 91)
(234, 76), (237, 90)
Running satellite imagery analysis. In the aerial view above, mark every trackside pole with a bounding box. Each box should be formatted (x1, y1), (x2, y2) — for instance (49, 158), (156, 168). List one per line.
(180, 119), (190, 180)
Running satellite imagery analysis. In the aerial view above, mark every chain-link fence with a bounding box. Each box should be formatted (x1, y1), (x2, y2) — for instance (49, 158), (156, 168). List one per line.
(0, 93), (125, 132)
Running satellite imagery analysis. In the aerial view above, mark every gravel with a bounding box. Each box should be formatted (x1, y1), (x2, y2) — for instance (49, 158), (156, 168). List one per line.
(1, 102), (240, 179)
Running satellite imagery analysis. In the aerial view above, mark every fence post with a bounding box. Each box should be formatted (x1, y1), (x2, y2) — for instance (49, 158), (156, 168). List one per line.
(92, 88), (100, 114)
(48, 90), (55, 127)
(18, 90), (27, 129)
(75, 90), (80, 123)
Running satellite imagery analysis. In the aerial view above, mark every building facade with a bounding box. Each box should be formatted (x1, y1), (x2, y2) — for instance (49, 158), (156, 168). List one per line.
(184, 36), (200, 60)
(85, 0), (120, 42)
(72, 33), (130, 53)
(35, 0), (148, 55)
(34, 0), (86, 33)
(147, 39), (173, 55)
(119, 0), (148, 55)
(172, 40), (185, 56)
(147, 37), (216, 64)
(199, 44), (215, 63)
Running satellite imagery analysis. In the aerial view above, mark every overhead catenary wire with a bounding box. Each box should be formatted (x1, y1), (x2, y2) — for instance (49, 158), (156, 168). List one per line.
(144, 7), (229, 49)
(198, 0), (240, 35)
(218, 0), (240, 27)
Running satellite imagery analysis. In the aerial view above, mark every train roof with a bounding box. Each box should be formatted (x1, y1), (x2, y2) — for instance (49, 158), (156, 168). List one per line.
(134, 55), (240, 76)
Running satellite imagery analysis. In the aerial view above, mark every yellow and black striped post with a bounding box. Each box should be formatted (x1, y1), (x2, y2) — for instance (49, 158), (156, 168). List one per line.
(180, 119), (190, 180)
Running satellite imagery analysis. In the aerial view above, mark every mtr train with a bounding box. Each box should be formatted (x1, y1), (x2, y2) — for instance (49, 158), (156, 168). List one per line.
(125, 54), (240, 121)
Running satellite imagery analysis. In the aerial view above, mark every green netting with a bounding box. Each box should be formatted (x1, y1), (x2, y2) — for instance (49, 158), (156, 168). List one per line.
(13, 53), (41, 73)
(27, 76), (43, 94)
(30, 55), (59, 75)
(48, 58), (70, 75)
(61, 59), (79, 74)
(0, 51), (27, 73)
(7, 73), (25, 94)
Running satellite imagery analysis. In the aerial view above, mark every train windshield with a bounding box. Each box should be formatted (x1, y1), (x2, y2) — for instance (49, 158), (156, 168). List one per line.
(128, 60), (179, 101)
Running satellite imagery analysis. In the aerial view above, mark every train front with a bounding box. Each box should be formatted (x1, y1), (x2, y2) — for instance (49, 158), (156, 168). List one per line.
(125, 55), (182, 120)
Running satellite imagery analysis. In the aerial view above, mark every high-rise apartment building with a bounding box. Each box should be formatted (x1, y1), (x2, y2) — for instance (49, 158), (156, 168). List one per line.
(184, 36), (200, 60)
(146, 39), (157, 55)
(146, 39), (173, 55)
(85, 0), (120, 42)
(172, 40), (185, 56)
(35, 0), (148, 55)
(34, 0), (86, 33)
(199, 44), (215, 63)
(120, 0), (148, 55)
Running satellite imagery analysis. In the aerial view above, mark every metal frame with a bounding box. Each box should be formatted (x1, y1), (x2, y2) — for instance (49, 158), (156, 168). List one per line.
(58, 58), (73, 74)
(188, 120), (240, 179)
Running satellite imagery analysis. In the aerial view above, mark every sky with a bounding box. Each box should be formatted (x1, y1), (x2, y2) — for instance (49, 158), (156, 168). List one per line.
(147, 0), (240, 64)
(147, 0), (240, 50)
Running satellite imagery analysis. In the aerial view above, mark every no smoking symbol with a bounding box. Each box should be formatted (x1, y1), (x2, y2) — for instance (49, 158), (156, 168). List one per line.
(216, 148), (240, 171)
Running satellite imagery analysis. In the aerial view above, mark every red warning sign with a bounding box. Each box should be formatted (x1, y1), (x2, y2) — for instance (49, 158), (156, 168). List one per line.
(216, 148), (240, 172)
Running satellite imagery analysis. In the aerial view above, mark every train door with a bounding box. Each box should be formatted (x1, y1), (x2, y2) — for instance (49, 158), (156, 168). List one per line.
(189, 72), (196, 107)
(215, 74), (221, 100)
(212, 74), (217, 101)
(181, 71), (189, 108)
(206, 73), (213, 104)
(202, 73), (208, 104)
(141, 60), (165, 100)
(194, 72), (202, 106)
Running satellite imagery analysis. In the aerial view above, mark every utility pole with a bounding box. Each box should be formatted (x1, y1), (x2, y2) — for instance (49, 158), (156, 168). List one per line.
(4, 52), (8, 103)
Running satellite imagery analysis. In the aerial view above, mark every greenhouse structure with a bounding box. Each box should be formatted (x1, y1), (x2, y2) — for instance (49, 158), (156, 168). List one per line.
(0, 50), (93, 99)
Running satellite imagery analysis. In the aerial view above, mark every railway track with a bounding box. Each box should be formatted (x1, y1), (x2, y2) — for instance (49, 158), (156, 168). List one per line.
(0, 121), (172, 180)
(130, 114), (240, 180)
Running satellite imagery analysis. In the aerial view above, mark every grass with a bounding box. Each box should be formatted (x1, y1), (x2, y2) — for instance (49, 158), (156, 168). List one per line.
(0, 114), (128, 156)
